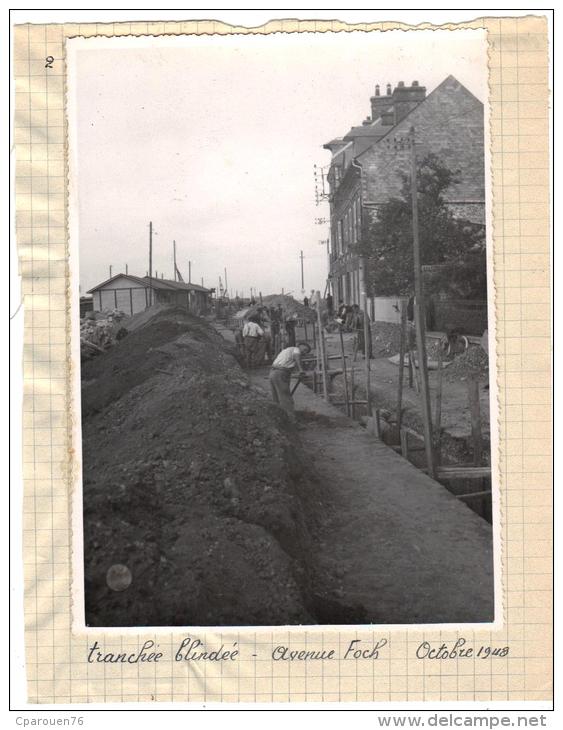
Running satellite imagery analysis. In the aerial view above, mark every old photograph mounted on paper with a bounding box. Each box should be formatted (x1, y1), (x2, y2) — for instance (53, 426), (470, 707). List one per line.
(68, 29), (495, 628)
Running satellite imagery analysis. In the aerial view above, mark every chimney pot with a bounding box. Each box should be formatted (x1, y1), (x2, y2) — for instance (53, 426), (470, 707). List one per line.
(412, 80), (419, 86)
(386, 83), (392, 95)
(398, 81), (405, 88)
(375, 84), (380, 96)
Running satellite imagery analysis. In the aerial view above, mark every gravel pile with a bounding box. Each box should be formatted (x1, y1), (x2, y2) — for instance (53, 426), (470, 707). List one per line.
(444, 344), (489, 382)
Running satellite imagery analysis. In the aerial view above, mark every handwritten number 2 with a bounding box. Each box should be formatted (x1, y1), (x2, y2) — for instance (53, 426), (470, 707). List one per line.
(45, 56), (54, 68)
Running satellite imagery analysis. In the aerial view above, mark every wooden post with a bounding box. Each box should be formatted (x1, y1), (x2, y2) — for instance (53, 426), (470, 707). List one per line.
(316, 291), (329, 401)
(434, 343), (444, 464)
(350, 361), (356, 420)
(173, 240), (177, 281)
(375, 409), (382, 438)
(408, 349), (413, 388)
(129, 288), (133, 316)
(338, 328), (350, 416)
(409, 127), (435, 479)
(467, 377), (482, 466)
(397, 300), (407, 430)
(400, 428), (409, 459)
(322, 326), (329, 390)
(114, 289), (118, 308)
(410, 349), (420, 393)
(149, 221), (153, 306)
(362, 291), (372, 419)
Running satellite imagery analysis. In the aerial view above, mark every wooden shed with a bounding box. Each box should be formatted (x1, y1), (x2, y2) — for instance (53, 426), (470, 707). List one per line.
(87, 274), (211, 316)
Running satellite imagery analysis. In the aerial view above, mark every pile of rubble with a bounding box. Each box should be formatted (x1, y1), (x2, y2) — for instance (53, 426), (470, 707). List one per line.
(80, 309), (129, 359)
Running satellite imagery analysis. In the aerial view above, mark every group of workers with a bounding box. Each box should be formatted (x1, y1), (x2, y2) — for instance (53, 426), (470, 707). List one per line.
(236, 293), (372, 424)
(238, 304), (301, 370)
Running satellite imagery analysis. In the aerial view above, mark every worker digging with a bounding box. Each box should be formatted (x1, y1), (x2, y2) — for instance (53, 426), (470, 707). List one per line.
(269, 342), (312, 422)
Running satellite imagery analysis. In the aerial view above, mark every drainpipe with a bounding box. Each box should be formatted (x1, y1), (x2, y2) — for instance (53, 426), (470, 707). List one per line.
(351, 157), (368, 301)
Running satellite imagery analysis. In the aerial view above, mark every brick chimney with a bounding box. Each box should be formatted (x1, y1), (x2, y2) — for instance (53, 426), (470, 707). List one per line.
(370, 83), (394, 121)
(390, 80), (426, 123)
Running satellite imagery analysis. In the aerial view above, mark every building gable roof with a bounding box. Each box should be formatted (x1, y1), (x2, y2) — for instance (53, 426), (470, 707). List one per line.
(87, 273), (151, 293)
(88, 273), (210, 294)
(356, 74), (483, 161)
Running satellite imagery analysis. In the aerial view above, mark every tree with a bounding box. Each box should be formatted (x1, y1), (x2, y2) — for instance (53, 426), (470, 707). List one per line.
(357, 154), (486, 298)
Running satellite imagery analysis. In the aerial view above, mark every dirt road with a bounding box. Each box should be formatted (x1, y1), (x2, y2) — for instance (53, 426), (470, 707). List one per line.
(249, 367), (495, 624)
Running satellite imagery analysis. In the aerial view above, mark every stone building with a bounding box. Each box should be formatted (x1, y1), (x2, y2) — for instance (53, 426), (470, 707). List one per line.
(323, 75), (485, 324)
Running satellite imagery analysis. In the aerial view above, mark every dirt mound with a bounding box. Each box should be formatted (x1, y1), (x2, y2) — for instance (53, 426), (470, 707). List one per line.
(123, 303), (169, 332)
(261, 294), (317, 322)
(81, 308), (226, 417)
(81, 309), (325, 626)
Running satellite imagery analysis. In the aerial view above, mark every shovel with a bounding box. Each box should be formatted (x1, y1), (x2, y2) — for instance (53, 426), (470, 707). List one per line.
(291, 376), (304, 395)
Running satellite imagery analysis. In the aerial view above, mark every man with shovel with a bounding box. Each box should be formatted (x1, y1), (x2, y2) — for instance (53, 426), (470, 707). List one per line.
(269, 341), (311, 422)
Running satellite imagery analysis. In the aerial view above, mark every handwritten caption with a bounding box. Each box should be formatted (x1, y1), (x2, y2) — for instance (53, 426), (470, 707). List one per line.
(86, 636), (509, 665)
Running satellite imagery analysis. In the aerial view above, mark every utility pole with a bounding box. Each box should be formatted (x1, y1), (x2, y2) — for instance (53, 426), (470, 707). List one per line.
(188, 260), (192, 284)
(109, 265), (112, 278)
(201, 277), (204, 287)
(149, 221), (153, 306)
(316, 290), (329, 401)
(409, 127), (435, 479)
(319, 238), (330, 289)
(224, 267), (228, 295)
(300, 250), (305, 293)
(125, 263), (128, 275)
(173, 241), (177, 281)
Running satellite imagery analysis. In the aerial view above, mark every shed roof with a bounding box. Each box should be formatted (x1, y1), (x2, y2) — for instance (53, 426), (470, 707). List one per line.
(87, 273), (210, 294)
(145, 276), (210, 293)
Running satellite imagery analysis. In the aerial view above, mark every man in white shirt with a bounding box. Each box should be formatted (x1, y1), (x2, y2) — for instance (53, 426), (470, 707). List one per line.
(269, 342), (311, 421)
(242, 318), (264, 368)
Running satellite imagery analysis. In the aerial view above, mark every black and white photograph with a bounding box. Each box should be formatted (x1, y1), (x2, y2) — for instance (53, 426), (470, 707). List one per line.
(68, 29), (496, 629)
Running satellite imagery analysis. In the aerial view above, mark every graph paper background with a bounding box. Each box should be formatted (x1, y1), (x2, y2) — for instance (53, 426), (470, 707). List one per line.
(13, 16), (551, 704)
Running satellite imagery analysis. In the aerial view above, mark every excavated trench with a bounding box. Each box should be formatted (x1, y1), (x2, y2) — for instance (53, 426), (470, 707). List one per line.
(81, 308), (356, 627)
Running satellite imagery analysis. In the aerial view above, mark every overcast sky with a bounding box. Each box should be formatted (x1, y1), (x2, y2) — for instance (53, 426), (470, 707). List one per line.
(68, 29), (486, 298)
